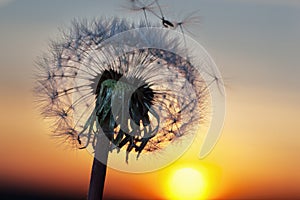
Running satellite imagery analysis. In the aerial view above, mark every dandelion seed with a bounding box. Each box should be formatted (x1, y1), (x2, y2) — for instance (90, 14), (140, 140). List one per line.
(122, 0), (157, 26)
(153, 0), (174, 28)
(171, 10), (202, 59)
(123, 0), (174, 28)
(174, 10), (202, 35)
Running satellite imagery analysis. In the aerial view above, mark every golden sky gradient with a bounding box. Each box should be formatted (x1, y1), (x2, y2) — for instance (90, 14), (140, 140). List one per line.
(0, 84), (299, 199)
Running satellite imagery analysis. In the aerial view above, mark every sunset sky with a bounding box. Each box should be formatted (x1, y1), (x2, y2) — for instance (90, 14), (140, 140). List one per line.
(0, 0), (300, 199)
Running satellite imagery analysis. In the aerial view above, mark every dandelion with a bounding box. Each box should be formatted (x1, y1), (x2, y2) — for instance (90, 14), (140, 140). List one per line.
(34, 3), (224, 200)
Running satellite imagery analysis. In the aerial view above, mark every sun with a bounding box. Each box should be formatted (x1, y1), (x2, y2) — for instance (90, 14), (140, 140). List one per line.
(168, 167), (205, 199)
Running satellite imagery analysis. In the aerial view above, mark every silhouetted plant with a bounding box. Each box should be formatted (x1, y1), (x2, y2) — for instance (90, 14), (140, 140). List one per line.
(34, 1), (223, 199)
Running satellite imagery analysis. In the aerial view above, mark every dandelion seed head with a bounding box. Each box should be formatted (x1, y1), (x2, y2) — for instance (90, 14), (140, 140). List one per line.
(34, 16), (224, 172)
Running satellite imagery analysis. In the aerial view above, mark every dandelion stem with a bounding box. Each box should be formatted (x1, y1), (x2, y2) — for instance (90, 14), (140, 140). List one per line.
(88, 133), (110, 200)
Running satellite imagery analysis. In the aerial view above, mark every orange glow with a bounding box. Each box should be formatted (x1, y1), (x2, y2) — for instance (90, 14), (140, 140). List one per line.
(1, 85), (300, 199)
